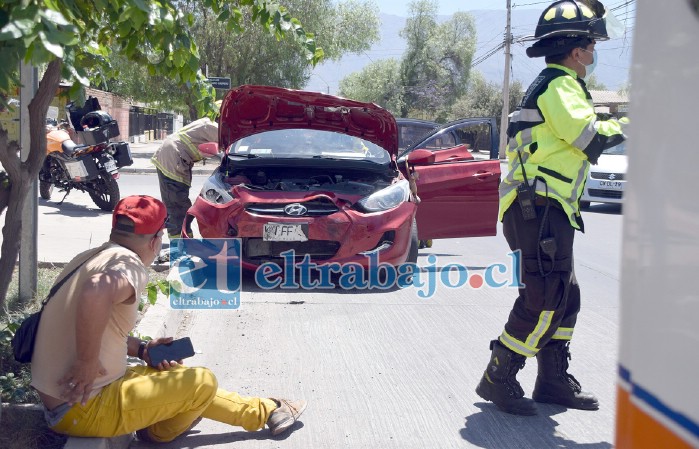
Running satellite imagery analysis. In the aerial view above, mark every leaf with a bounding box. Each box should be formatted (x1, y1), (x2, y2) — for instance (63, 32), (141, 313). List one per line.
(39, 31), (64, 58)
(0, 19), (36, 40)
(40, 9), (70, 26)
(68, 65), (90, 86)
(146, 283), (157, 304)
(131, 0), (150, 13)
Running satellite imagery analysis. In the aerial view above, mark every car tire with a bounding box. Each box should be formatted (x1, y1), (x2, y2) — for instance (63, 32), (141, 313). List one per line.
(580, 201), (591, 210)
(406, 218), (419, 264)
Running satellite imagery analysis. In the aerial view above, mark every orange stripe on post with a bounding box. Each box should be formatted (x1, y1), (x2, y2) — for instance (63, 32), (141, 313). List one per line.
(616, 386), (694, 449)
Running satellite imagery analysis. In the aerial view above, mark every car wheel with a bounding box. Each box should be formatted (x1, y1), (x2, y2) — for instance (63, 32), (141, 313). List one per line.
(406, 218), (419, 264)
(580, 201), (590, 210)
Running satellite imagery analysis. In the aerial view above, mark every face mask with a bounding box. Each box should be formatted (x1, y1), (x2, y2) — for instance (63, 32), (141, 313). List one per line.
(577, 48), (597, 82)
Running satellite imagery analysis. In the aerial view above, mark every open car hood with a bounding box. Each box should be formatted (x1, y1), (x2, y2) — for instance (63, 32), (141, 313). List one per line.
(219, 85), (399, 156)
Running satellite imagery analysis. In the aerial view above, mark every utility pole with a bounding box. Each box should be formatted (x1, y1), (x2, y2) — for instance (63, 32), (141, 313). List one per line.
(498, 0), (512, 159)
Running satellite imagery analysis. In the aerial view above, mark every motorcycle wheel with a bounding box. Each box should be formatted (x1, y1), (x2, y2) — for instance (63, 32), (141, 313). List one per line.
(39, 181), (53, 200)
(88, 174), (120, 212)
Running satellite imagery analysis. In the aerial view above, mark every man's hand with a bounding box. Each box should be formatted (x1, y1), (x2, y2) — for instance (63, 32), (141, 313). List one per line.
(142, 337), (183, 371)
(58, 358), (107, 406)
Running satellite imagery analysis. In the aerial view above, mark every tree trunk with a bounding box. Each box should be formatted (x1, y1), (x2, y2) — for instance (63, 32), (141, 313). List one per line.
(0, 170), (10, 215)
(188, 102), (198, 122)
(0, 59), (62, 310)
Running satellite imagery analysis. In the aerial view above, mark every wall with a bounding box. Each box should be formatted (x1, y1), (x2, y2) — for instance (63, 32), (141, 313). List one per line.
(84, 87), (131, 141)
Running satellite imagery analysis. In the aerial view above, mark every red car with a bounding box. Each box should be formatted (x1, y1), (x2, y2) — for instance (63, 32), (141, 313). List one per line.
(184, 85), (500, 271)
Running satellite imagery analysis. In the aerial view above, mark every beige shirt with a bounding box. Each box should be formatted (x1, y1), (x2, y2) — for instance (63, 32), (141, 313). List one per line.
(151, 118), (219, 186)
(31, 242), (148, 401)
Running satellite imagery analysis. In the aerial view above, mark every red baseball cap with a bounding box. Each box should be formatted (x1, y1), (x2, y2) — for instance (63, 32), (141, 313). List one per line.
(112, 195), (168, 235)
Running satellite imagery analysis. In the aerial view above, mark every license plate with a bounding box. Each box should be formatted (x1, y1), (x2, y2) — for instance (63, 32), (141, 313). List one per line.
(598, 180), (622, 189)
(104, 159), (117, 172)
(263, 223), (308, 242)
(65, 160), (88, 178)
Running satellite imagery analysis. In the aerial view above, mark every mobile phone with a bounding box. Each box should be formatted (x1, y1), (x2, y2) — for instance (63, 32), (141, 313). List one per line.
(148, 337), (195, 367)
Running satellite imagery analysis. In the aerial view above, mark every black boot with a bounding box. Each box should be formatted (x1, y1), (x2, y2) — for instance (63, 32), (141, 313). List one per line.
(476, 339), (538, 415)
(532, 341), (599, 410)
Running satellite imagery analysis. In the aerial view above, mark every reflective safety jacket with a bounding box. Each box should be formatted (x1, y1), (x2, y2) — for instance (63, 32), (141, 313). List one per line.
(151, 118), (219, 186)
(500, 64), (628, 230)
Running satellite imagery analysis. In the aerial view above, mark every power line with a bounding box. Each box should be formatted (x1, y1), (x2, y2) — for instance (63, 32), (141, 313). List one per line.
(610, 0), (635, 12)
(512, 0), (551, 7)
(472, 42), (506, 67)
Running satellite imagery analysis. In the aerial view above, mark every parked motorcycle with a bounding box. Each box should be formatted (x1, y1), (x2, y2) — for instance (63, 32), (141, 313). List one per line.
(40, 110), (133, 211)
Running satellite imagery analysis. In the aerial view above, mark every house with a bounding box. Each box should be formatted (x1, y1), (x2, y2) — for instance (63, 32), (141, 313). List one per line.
(589, 89), (629, 117)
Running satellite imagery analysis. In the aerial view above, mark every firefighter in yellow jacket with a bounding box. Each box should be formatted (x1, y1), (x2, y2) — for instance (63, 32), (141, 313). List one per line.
(476, 0), (628, 415)
(151, 118), (219, 238)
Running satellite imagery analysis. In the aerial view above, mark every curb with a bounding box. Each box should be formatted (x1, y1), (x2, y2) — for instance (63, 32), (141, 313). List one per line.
(63, 292), (185, 449)
(119, 167), (214, 176)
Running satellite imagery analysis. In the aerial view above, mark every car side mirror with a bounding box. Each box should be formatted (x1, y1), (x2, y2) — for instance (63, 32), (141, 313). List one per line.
(198, 142), (219, 157)
(407, 149), (435, 166)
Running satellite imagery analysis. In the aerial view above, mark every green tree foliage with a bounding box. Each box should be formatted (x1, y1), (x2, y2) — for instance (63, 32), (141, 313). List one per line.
(338, 59), (404, 114)
(399, 0), (476, 120)
(448, 72), (523, 127)
(584, 74), (607, 90)
(105, 0), (378, 116)
(0, 0), (321, 308)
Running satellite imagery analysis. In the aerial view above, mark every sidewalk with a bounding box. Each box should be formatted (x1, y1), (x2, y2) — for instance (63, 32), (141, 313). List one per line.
(123, 140), (220, 175)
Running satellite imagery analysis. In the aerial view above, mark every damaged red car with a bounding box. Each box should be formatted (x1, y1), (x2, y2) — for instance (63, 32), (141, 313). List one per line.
(184, 85), (501, 270)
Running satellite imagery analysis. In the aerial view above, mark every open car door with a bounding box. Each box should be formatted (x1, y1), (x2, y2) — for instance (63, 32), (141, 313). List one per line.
(399, 118), (501, 240)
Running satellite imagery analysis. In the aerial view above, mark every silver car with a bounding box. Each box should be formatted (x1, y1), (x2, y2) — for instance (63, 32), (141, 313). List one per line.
(580, 142), (627, 208)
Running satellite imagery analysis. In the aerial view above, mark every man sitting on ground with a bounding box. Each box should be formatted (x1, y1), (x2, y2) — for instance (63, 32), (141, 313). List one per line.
(31, 195), (306, 442)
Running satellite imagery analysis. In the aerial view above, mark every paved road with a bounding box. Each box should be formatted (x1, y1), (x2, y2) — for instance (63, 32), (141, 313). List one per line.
(109, 171), (621, 449)
(1, 173), (624, 448)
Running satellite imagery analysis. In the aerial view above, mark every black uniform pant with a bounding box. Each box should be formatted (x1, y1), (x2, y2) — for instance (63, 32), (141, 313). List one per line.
(157, 169), (192, 238)
(499, 199), (581, 357)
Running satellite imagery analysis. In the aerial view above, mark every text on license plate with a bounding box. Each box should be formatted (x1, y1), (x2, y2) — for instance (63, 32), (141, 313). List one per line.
(263, 223), (308, 242)
(598, 180), (622, 189)
(104, 160), (117, 172)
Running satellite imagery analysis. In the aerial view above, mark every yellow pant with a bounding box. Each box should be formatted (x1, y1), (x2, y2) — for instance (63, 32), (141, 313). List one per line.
(51, 365), (277, 443)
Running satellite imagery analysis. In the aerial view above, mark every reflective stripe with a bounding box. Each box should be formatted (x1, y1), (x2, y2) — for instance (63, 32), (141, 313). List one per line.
(499, 331), (538, 357)
(526, 310), (554, 349)
(178, 132), (202, 160)
(151, 158), (190, 186)
(573, 118), (598, 151)
(503, 127), (534, 187)
(510, 108), (543, 124)
(568, 160), (589, 204)
(552, 327), (574, 340)
(519, 128), (533, 148)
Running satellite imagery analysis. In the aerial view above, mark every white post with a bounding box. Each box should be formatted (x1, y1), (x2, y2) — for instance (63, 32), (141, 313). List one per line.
(19, 63), (38, 302)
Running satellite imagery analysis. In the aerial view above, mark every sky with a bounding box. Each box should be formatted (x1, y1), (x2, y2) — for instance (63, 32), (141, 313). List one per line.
(377, 0), (509, 16)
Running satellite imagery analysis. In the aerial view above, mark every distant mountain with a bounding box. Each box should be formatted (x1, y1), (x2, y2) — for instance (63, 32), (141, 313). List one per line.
(305, 10), (633, 95)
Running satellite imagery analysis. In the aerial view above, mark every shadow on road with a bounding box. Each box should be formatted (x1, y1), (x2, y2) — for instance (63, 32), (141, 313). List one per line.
(39, 199), (106, 218)
(460, 403), (613, 449)
(131, 422), (305, 448)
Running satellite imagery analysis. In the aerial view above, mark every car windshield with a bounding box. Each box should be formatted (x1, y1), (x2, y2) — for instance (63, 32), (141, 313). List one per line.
(603, 142), (626, 155)
(228, 129), (390, 163)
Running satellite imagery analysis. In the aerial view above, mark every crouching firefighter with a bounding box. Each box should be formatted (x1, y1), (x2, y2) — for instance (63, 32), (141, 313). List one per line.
(475, 0), (628, 415)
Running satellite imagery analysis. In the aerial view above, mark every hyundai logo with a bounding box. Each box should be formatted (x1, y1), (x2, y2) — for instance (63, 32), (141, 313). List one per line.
(608, 173), (616, 180)
(284, 203), (308, 216)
